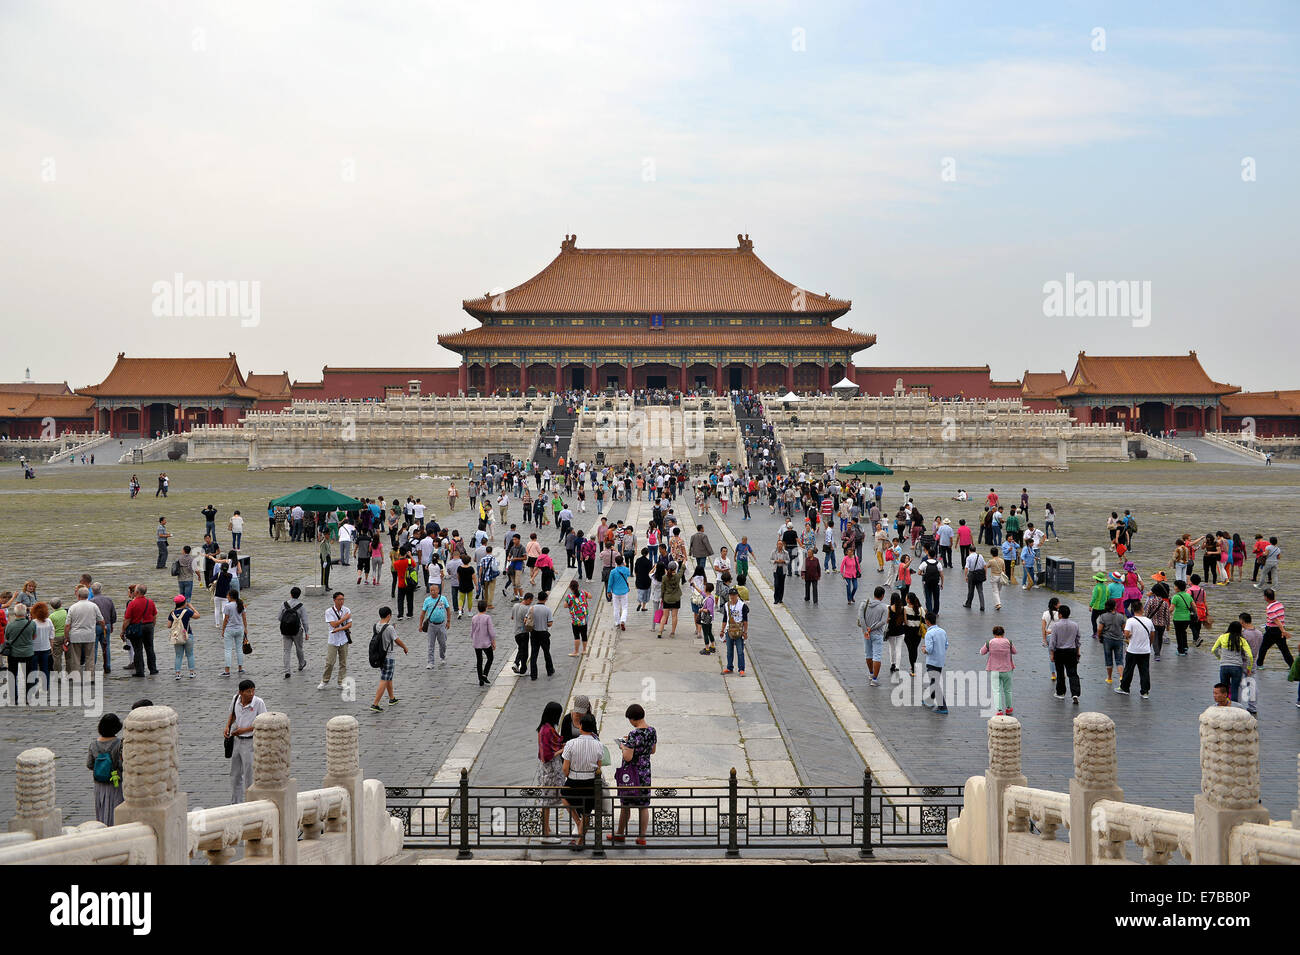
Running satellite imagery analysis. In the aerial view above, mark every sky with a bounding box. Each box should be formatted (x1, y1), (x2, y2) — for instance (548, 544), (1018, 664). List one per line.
(2, 0), (1296, 390)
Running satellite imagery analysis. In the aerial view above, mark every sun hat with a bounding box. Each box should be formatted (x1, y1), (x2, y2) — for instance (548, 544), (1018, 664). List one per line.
(1093, 572), (1107, 582)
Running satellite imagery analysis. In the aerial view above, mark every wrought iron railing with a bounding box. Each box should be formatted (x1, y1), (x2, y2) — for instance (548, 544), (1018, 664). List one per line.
(386, 769), (961, 858)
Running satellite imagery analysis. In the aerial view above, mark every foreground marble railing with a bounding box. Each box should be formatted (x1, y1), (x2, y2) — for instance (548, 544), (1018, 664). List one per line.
(947, 707), (1300, 864)
(0, 710), (402, 865)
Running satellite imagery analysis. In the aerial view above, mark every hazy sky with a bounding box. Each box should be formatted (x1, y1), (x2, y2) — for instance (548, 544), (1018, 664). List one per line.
(3, 1), (1296, 390)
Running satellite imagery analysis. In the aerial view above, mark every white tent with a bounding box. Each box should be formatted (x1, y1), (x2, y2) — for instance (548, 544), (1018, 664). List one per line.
(832, 376), (859, 391)
(779, 391), (803, 403)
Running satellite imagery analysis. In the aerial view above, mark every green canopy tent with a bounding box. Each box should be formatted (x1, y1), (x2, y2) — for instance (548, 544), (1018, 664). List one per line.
(269, 485), (364, 512)
(838, 458), (894, 476)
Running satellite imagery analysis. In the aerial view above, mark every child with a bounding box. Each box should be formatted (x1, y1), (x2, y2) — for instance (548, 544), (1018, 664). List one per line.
(698, 583), (716, 655)
(690, 570), (707, 637)
(980, 626), (1017, 716)
(88, 713), (124, 825)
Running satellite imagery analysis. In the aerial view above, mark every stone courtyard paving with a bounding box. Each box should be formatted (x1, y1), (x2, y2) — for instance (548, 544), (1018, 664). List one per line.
(708, 457), (1300, 816)
(0, 461), (622, 821)
(1, 457), (1298, 824)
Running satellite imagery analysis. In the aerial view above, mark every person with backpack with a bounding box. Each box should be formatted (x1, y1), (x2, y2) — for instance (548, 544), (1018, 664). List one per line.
(720, 587), (749, 676)
(368, 607), (408, 711)
(88, 712), (125, 825)
(419, 583), (453, 668)
(479, 545), (502, 609)
(279, 586), (310, 679)
(168, 594), (198, 680)
(392, 547), (419, 620)
(511, 592), (535, 673)
(919, 549), (944, 616)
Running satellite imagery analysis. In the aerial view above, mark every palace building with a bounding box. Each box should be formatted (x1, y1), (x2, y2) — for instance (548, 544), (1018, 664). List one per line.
(438, 234), (874, 394)
(1054, 351), (1239, 433)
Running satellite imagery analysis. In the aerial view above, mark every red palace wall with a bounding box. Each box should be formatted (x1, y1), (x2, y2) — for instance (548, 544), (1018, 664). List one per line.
(289, 368), (462, 402)
(855, 368), (1001, 399)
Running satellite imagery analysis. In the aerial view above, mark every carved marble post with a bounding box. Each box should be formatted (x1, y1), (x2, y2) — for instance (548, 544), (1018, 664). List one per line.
(321, 715), (365, 864)
(9, 747), (62, 839)
(246, 711), (295, 865)
(985, 716), (1026, 865)
(1069, 712), (1123, 865)
(1292, 754), (1300, 831)
(1194, 706), (1268, 864)
(115, 705), (188, 865)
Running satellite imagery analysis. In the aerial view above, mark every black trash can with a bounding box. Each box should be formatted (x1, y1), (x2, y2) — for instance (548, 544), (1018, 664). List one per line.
(238, 556), (251, 590)
(1044, 556), (1073, 593)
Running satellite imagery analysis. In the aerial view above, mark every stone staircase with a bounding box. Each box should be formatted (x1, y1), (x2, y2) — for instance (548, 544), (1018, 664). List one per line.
(738, 398), (786, 475)
(533, 398), (578, 471)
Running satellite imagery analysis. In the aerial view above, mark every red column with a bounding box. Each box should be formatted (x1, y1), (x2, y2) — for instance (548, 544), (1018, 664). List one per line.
(785, 365), (795, 393)
(626, 362), (635, 392)
(518, 363), (528, 391)
(554, 361), (564, 393)
(457, 364), (468, 395)
(679, 362), (688, 392)
(715, 363), (725, 394)
(1163, 404), (1172, 433)
(819, 364), (830, 394)
(750, 363), (759, 392)
(484, 364), (494, 395)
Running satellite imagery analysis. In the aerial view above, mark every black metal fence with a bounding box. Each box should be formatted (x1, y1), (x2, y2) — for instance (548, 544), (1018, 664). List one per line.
(386, 769), (961, 858)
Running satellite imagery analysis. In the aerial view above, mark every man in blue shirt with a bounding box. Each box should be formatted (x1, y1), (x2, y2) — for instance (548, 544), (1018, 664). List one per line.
(921, 612), (948, 714)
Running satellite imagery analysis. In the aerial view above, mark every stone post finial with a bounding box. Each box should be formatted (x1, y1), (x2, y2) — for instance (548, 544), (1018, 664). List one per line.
(14, 747), (56, 817)
(1293, 754), (1300, 830)
(1072, 712), (1118, 790)
(1199, 705), (1260, 809)
(116, 706), (187, 864)
(252, 712), (291, 790)
(326, 715), (360, 779)
(987, 716), (1022, 777)
(122, 705), (180, 807)
(10, 747), (62, 838)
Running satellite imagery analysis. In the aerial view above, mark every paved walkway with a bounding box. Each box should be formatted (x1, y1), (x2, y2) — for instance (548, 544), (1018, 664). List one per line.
(0, 485), (625, 821)
(707, 493), (1300, 816)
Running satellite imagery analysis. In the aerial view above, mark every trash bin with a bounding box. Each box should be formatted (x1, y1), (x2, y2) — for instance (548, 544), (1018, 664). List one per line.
(238, 556), (251, 591)
(1044, 556), (1073, 593)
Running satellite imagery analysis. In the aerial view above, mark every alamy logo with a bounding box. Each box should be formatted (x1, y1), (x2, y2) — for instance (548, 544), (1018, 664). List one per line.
(49, 885), (151, 935)
(151, 273), (261, 327)
(1042, 272), (1150, 327)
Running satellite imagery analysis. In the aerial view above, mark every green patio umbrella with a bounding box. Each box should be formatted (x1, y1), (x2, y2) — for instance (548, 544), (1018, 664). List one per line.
(838, 458), (894, 476)
(269, 485), (364, 512)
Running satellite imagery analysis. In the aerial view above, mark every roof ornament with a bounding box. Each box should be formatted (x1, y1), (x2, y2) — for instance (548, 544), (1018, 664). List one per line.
(737, 233), (753, 251)
(561, 234), (577, 252)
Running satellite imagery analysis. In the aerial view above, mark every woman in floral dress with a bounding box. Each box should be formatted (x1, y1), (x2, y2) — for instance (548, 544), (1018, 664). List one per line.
(609, 703), (658, 846)
(535, 701), (565, 846)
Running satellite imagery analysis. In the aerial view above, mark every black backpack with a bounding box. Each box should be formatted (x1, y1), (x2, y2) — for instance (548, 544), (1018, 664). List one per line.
(279, 602), (301, 637)
(368, 624), (389, 669)
(922, 559), (941, 585)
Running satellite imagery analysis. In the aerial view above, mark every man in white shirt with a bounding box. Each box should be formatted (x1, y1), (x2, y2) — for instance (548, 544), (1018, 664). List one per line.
(338, 520), (356, 566)
(65, 586), (106, 673)
(1118, 612), (1154, 698)
(228, 510), (245, 550)
(224, 678), (266, 802)
(962, 549), (988, 612)
(317, 592), (352, 689)
(290, 505), (305, 542)
(412, 499), (426, 529)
